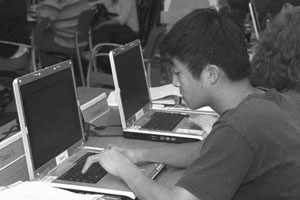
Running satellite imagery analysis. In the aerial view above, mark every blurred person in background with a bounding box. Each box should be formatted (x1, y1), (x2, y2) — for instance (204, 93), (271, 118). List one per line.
(91, 0), (139, 45)
(251, 4), (300, 114)
(89, 0), (139, 73)
(36, 0), (90, 66)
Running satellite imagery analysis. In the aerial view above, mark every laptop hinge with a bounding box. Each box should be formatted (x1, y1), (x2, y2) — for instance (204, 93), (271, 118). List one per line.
(37, 168), (52, 181)
(77, 143), (85, 152)
(127, 120), (135, 127)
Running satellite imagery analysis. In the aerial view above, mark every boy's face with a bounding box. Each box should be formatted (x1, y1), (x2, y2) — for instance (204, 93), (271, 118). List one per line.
(171, 58), (210, 110)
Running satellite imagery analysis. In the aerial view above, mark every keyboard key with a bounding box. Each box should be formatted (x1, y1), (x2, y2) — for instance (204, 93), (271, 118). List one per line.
(142, 112), (187, 131)
(58, 152), (107, 184)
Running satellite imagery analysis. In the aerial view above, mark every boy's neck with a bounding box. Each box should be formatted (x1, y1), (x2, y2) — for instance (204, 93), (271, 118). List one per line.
(210, 78), (261, 114)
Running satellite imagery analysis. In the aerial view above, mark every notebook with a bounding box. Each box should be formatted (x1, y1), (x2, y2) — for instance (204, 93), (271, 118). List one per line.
(248, 0), (261, 40)
(12, 60), (165, 199)
(109, 40), (207, 143)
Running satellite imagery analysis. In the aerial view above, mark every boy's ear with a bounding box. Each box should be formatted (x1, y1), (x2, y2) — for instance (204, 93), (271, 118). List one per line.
(205, 64), (220, 85)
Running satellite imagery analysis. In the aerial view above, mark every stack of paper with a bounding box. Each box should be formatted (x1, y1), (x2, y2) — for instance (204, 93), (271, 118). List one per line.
(107, 84), (181, 106)
(0, 181), (105, 200)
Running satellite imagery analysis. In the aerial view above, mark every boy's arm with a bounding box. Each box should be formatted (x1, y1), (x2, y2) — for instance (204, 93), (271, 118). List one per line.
(115, 141), (203, 168)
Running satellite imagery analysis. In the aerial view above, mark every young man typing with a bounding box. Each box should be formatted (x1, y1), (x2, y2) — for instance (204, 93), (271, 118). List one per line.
(82, 8), (300, 200)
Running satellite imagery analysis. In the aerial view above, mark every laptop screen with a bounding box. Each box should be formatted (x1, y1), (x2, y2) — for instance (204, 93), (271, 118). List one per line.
(112, 41), (150, 120)
(20, 66), (82, 170)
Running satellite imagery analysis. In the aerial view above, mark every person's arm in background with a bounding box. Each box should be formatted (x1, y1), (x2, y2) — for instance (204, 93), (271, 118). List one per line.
(36, 0), (60, 28)
(94, 0), (133, 29)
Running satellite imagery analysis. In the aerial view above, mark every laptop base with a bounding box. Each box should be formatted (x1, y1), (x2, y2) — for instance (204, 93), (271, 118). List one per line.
(123, 131), (201, 143)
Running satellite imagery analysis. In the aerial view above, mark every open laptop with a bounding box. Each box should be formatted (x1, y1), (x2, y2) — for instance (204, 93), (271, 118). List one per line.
(13, 60), (165, 199)
(249, 0), (261, 40)
(109, 40), (209, 143)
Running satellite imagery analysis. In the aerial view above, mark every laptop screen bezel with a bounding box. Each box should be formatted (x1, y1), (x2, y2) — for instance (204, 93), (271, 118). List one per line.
(13, 61), (85, 180)
(109, 40), (152, 128)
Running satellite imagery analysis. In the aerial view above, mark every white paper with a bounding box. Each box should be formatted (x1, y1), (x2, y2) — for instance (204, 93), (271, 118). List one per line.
(152, 97), (176, 105)
(196, 106), (215, 112)
(107, 84), (181, 106)
(149, 84), (181, 100)
(0, 181), (104, 200)
(107, 90), (118, 106)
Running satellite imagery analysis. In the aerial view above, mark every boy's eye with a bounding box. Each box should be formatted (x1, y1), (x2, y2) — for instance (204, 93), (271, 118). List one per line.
(173, 72), (180, 77)
(172, 68), (180, 75)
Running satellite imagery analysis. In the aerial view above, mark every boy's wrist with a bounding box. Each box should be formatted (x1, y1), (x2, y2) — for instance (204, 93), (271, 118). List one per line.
(135, 149), (145, 163)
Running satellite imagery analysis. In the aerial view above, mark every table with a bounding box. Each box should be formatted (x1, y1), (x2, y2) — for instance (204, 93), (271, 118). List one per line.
(0, 87), (184, 188)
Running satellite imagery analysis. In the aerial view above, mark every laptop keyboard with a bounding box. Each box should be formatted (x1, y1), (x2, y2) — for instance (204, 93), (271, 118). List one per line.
(57, 152), (107, 184)
(142, 112), (187, 131)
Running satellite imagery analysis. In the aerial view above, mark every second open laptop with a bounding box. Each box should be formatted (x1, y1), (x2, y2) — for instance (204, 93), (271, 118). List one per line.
(109, 40), (209, 143)
(13, 60), (165, 199)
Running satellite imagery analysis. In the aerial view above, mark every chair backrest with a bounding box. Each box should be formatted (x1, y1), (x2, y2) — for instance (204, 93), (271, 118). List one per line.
(74, 9), (97, 87)
(32, 17), (49, 50)
(86, 43), (121, 88)
(32, 17), (50, 70)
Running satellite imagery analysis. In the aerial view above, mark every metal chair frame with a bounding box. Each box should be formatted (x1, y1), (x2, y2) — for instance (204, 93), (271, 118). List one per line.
(34, 9), (96, 87)
(86, 43), (121, 88)
(0, 40), (39, 72)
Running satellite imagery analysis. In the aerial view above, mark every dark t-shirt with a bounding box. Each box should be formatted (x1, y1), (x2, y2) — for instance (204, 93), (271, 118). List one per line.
(283, 90), (300, 116)
(177, 89), (300, 200)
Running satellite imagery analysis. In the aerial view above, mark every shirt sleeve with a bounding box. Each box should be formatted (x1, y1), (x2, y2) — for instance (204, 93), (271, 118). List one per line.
(176, 123), (254, 200)
(36, 0), (62, 20)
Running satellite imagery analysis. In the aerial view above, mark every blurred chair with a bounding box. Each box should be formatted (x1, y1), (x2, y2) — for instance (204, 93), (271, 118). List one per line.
(74, 9), (96, 86)
(143, 26), (166, 86)
(35, 9), (96, 87)
(86, 26), (166, 88)
(0, 40), (39, 73)
(86, 43), (121, 88)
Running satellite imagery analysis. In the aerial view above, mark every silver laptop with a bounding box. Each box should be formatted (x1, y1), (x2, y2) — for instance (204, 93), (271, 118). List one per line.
(109, 40), (207, 143)
(13, 60), (165, 199)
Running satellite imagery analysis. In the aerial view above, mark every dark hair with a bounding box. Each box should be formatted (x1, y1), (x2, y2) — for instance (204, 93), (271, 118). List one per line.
(159, 8), (251, 81)
(251, 7), (300, 92)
